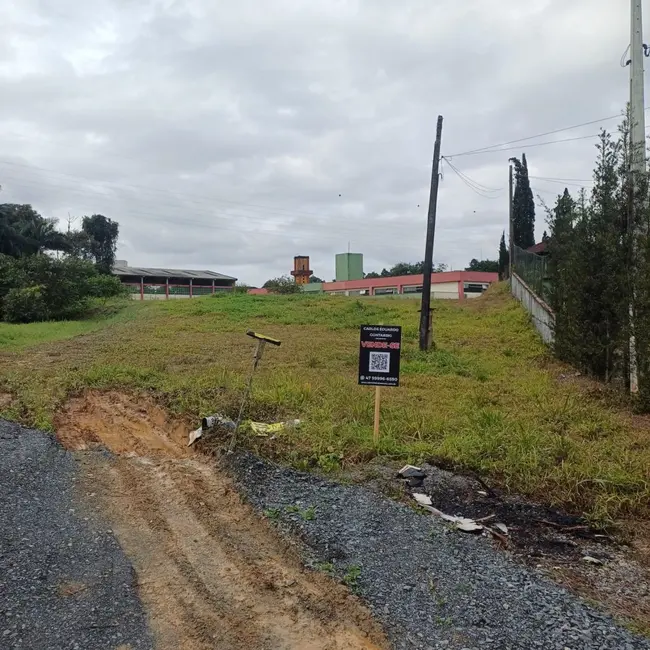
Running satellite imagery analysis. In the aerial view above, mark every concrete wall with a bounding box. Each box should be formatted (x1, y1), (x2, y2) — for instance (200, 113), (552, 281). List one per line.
(431, 281), (460, 300)
(511, 273), (555, 344)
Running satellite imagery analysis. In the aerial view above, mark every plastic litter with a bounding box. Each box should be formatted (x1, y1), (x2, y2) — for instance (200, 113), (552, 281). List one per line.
(189, 414), (301, 446)
(413, 496), (484, 533)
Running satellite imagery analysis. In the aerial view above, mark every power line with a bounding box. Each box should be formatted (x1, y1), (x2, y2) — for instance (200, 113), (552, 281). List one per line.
(441, 157), (502, 192)
(441, 158), (503, 199)
(529, 176), (593, 188)
(530, 175), (593, 183)
(445, 107), (650, 158)
(447, 134), (600, 158)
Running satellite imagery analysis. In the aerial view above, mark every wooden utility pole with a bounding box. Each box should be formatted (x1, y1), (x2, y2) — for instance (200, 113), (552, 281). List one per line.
(419, 115), (444, 351)
(508, 164), (514, 278)
(629, 0), (646, 394)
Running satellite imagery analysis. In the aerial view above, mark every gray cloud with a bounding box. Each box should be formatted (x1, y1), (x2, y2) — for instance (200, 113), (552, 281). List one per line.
(0, 0), (637, 284)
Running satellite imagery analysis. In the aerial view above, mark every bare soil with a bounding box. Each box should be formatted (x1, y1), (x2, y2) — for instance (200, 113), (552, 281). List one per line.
(55, 391), (388, 650)
(0, 391), (14, 410)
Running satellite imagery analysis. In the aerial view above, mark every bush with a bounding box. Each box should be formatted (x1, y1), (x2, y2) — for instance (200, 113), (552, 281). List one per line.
(87, 274), (127, 300)
(3, 286), (49, 323)
(262, 275), (301, 294)
(0, 254), (122, 323)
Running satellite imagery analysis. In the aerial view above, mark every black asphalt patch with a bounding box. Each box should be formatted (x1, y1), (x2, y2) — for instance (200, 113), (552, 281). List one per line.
(0, 419), (153, 650)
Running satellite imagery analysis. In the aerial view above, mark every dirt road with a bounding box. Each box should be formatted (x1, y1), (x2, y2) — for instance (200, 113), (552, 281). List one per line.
(55, 392), (387, 650)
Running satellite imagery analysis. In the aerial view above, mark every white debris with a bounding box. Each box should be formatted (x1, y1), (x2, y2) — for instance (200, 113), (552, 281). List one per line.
(188, 427), (203, 446)
(477, 490), (488, 497)
(582, 556), (603, 565)
(455, 518), (483, 533)
(417, 500), (483, 533)
(399, 464), (421, 473)
(495, 523), (509, 535)
(412, 493), (433, 507)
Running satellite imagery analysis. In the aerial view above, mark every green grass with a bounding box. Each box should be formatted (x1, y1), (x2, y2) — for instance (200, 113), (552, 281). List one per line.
(0, 300), (137, 351)
(1, 285), (649, 524)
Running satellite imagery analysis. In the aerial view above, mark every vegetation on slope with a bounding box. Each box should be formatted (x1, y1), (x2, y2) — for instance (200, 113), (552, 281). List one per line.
(0, 285), (648, 524)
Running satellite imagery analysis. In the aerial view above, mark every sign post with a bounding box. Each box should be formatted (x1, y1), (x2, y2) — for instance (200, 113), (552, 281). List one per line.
(358, 325), (402, 444)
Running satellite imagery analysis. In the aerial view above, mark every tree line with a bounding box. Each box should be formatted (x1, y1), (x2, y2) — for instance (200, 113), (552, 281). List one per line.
(0, 204), (124, 323)
(516, 115), (650, 408)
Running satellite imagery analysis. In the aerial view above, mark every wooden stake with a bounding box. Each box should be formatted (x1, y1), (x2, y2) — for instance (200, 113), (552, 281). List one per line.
(373, 386), (381, 444)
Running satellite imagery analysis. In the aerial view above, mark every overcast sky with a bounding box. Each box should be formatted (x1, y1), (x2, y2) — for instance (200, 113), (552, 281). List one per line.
(0, 0), (638, 284)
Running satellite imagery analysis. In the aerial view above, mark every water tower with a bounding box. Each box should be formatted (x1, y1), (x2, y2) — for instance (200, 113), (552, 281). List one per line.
(291, 256), (313, 285)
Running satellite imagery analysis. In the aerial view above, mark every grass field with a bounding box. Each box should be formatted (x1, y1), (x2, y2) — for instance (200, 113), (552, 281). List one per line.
(1, 285), (649, 524)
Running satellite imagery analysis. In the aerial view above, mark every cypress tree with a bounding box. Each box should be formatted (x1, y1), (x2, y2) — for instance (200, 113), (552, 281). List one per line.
(509, 154), (536, 249)
(498, 231), (509, 279)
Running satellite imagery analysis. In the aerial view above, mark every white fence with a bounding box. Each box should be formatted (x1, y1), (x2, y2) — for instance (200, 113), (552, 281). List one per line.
(511, 273), (555, 345)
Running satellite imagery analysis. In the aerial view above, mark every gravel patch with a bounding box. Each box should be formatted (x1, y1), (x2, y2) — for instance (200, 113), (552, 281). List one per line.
(0, 419), (153, 650)
(228, 452), (650, 650)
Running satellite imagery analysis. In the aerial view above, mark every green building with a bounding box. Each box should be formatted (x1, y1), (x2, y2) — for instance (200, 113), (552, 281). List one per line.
(335, 253), (364, 282)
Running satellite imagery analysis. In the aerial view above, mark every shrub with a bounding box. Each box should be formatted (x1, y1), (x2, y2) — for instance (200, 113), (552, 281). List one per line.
(262, 275), (301, 294)
(0, 254), (121, 323)
(87, 274), (127, 300)
(3, 286), (49, 323)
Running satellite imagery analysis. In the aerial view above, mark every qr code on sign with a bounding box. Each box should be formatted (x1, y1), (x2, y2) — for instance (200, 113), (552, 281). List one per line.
(369, 351), (390, 373)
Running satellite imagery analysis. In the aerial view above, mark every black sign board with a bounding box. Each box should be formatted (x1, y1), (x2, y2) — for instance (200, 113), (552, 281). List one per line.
(358, 325), (402, 387)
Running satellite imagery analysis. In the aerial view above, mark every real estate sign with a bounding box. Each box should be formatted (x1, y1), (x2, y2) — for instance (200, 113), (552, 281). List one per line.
(358, 325), (402, 387)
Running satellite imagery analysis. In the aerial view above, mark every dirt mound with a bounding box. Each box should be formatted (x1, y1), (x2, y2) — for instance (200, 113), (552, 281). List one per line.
(55, 391), (190, 458)
(60, 391), (388, 650)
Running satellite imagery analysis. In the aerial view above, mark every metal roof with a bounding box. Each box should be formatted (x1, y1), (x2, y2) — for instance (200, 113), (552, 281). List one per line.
(112, 265), (237, 281)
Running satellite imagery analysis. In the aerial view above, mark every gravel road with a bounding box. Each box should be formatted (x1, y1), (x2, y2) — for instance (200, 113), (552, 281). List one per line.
(0, 419), (152, 650)
(228, 452), (650, 650)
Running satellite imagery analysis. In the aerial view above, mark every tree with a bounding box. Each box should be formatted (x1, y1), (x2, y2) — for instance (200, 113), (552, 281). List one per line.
(509, 154), (536, 249)
(309, 276), (324, 283)
(0, 204), (69, 257)
(81, 214), (119, 274)
(365, 262), (447, 278)
(0, 254), (124, 323)
(262, 275), (301, 294)
(498, 231), (509, 279)
(465, 258), (499, 273)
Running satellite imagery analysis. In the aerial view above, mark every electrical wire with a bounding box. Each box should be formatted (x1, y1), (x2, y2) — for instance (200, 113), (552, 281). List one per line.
(529, 176), (593, 188)
(441, 157), (502, 193)
(445, 107), (650, 159)
(621, 44), (631, 67)
(441, 158), (503, 199)
(449, 133), (600, 158)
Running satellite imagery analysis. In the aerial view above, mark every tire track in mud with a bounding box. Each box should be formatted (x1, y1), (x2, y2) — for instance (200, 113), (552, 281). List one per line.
(59, 391), (388, 650)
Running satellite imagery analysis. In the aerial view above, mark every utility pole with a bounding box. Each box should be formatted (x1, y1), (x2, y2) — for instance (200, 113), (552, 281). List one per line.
(419, 115), (444, 351)
(629, 0), (646, 393)
(508, 164), (514, 279)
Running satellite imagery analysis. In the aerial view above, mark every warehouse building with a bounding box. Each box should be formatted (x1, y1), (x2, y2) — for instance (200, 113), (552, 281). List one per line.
(112, 261), (237, 299)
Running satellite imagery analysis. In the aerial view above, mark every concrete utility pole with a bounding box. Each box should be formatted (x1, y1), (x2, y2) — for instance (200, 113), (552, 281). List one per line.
(508, 164), (514, 279)
(629, 0), (646, 393)
(419, 115), (443, 351)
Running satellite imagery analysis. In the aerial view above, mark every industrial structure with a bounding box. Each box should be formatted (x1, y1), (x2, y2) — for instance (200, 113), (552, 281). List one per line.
(112, 261), (236, 300)
(290, 256), (313, 285)
(335, 252), (364, 282)
(248, 252), (498, 299)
